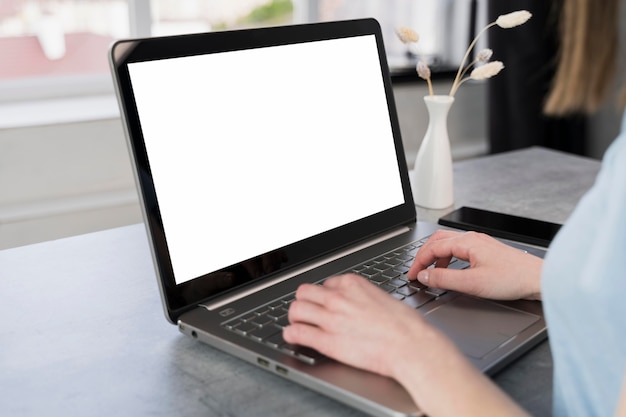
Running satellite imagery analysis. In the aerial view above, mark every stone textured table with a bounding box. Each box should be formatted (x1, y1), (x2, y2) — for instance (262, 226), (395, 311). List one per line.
(417, 147), (600, 224)
(0, 147), (601, 417)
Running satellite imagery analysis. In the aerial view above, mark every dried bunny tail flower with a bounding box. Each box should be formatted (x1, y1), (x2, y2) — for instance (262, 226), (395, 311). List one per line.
(470, 61), (504, 80)
(476, 48), (493, 63)
(396, 26), (419, 44)
(416, 61), (433, 96)
(416, 61), (431, 79)
(496, 10), (532, 28)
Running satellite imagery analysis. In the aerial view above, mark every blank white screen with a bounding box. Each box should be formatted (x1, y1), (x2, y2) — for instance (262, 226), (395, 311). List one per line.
(128, 34), (405, 285)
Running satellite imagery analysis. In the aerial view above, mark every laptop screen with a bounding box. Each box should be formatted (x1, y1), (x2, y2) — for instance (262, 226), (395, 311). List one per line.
(111, 19), (415, 316)
(127, 34), (404, 285)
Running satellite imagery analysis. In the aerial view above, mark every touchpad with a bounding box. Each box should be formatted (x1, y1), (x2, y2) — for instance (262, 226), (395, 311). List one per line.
(424, 296), (540, 359)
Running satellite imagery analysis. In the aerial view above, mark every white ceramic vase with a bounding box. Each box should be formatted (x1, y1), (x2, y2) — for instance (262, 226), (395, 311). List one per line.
(410, 95), (454, 209)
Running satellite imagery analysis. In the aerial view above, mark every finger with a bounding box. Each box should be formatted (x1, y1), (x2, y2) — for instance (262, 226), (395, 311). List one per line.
(294, 282), (330, 305)
(429, 229), (463, 240)
(322, 273), (364, 289)
(283, 323), (333, 354)
(288, 298), (333, 327)
(417, 267), (484, 296)
(407, 230), (460, 276)
(324, 274), (390, 303)
(411, 231), (475, 275)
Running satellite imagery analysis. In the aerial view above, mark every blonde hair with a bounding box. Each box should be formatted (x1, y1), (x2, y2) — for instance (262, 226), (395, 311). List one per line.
(544, 0), (622, 115)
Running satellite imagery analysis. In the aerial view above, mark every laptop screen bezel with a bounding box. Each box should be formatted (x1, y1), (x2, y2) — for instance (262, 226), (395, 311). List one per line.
(109, 18), (416, 322)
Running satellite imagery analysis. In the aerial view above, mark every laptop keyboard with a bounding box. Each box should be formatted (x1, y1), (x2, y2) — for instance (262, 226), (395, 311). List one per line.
(221, 235), (470, 364)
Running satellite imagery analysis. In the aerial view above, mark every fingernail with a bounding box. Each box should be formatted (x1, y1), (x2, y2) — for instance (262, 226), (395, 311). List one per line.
(417, 270), (429, 282)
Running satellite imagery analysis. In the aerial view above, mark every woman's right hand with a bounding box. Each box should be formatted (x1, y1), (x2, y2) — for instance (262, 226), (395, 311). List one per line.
(407, 230), (543, 301)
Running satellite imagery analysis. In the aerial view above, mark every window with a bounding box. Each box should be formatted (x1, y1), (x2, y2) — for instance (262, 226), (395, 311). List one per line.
(150, 0), (295, 36)
(0, 0), (131, 101)
(0, 0), (479, 105)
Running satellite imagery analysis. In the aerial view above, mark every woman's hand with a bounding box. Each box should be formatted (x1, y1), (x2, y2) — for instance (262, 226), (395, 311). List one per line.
(284, 274), (531, 417)
(408, 230), (543, 301)
(283, 273), (447, 379)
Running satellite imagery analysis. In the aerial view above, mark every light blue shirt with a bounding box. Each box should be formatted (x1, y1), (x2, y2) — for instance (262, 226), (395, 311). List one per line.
(543, 113), (626, 417)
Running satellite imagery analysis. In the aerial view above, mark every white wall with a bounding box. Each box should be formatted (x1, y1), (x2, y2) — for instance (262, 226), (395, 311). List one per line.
(0, 118), (141, 249)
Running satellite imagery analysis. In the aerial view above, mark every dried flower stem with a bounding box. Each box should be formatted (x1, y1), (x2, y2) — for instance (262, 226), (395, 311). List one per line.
(453, 61), (504, 94)
(453, 57), (490, 95)
(449, 22), (496, 96)
(456, 50), (492, 87)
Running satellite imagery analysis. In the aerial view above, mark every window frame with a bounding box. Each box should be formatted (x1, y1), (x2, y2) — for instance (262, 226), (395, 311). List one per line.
(0, 0), (483, 124)
(0, 0), (152, 105)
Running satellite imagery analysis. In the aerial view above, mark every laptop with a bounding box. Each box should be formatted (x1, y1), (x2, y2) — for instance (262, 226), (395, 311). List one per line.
(109, 18), (547, 417)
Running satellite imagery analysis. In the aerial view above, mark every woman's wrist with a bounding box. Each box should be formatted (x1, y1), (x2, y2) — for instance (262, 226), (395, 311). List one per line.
(389, 323), (464, 410)
(523, 255), (543, 301)
(392, 328), (529, 417)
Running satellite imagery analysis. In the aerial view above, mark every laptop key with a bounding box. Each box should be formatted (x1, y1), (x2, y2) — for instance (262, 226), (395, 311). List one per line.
(249, 324), (281, 342)
(425, 287), (447, 297)
(369, 275), (389, 285)
(395, 254), (412, 262)
(281, 295), (295, 304)
(255, 306), (270, 316)
(251, 316), (274, 327)
(267, 310), (287, 321)
(294, 346), (324, 364)
(240, 314), (257, 322)
(372, 263), (390, 272)
(263, 328), (324, 364)
(359, 267), (380, 278)
(448, 259), (470, 270)
(384, 258), (403, 267)
(265, 332), (287, 349)
(402, 292), (435, 309)
(408, 280), (427, 290)
(224, 320), (241, 330)
(382, 270), (401, 280)
(352, 265), (367, 274)
(393, 265), (410, 274)
(275, 315), (290, 329)
(234, 322), (258, 336)
(268, 301), (284, 310)
(387, 278), (407, 288)
(396, 286), (417, 297)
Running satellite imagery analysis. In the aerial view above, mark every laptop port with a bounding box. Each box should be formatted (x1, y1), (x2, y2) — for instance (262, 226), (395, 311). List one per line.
(257, 357), (270, 368)
(275, 365), (289, 376)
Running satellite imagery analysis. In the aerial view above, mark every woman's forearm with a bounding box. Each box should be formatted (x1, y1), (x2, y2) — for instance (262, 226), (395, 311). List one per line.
(391, 325), (530, 417)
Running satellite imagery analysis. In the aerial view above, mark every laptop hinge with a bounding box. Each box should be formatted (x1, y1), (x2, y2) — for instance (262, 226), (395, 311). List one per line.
(199, 225), (411, 311)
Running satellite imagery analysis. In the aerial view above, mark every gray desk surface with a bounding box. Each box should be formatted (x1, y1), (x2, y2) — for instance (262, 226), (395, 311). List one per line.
(0, 147), (600, 417)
